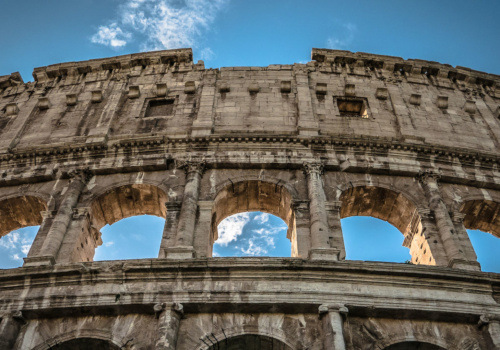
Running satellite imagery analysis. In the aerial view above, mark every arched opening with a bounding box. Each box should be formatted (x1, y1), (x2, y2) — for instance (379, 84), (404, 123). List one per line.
(206, 334), (292, 350)
(81, 184), (167, 261)
(213, 212), (290, 257)
(461, 200), (500, 272)
(45, 338), (120, 350)
(0, 195), (46, 268)
(211, 180), (296, 257)
(384, 341), (446, 350)
(340, 186), (432, 265)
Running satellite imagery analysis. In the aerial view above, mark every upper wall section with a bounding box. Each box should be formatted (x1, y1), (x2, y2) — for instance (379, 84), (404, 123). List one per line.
(0, 48), (499, 155)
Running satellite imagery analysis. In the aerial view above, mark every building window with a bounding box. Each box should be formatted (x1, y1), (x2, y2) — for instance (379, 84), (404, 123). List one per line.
(336, 98), (369, 118)
(145, 99), (174, 118)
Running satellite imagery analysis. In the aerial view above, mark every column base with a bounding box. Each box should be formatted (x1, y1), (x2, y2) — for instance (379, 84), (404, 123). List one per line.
(164, 247), (197, 259)
(23, 256), (55, 267)
(309, 248), (341, 261)
(448, 258), (481, 271)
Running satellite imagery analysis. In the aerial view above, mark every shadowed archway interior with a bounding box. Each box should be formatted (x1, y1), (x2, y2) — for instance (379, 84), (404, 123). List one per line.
(207, 334), (292, 350)
(0, 195), (46, 238)
(46, 338), (120, 350)
(384, 341), (446, 350)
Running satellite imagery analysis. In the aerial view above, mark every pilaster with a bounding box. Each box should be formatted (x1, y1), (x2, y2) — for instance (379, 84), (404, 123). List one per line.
(319, 304), (348, 350)
(165, 161), (205, 259)
(294, 66), (319, 136)
(154, 302), (184, 350)
(418, 172), (480, 271)
(159, 201), (182, 258)
(24, 169), (93, 266)
(0, 311), (25, 350)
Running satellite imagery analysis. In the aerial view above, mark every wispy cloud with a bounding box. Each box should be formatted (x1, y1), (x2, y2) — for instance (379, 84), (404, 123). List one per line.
(241, 239), (267, 256)
(326, 23), (357, 50)
(216, 212), (251, 246)
(254, 212), (269, 224)
(0, 228), (37, 266)
(91, 0), (228, 53)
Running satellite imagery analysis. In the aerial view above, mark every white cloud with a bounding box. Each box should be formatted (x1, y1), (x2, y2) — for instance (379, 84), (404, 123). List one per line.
(91, 24), (131, 48)
(200, 47), (215, 61)
(326, 23), (357, 50)
(21, 244), (31, 255)
(254, 212), (269, 224)
(0, 231), (20, 249)
(241, 239), (267, 256)
(91, 0), (228, 51)
(12, 254), (21, 261)
(216, 212), (250, 246)
(104, 241), (115, 247)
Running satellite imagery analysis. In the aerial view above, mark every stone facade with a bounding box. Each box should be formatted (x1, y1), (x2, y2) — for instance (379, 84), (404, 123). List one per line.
(1, 48), (500, 349)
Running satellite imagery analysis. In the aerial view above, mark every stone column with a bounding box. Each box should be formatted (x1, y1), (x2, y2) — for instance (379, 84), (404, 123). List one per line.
(193, 201), (215, 258)
(480, 314), (500, 349)
(166, 161), (205, 259)
(154, 302), (184, 350)
(0, 311), (24, 350)
(418, 173), (479, 271)
(304, 163), (339, 261)
(319, 304), (348, 350)
(158, 202), (182, 258)
(24, 169), (92, 266)
(290, 200), (312, 258)
(325, 201), (346, 260)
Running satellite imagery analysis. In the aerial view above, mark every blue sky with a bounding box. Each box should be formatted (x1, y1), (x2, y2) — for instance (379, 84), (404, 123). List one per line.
(1, 0), (500, 270)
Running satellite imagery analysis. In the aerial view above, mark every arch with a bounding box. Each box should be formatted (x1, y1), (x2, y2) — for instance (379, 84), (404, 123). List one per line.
(460, 199), (500, 238)
(383, 341), (447, 350)
(205, 334), (293, 350)
(39, 338), (121, 350)
(30, 331), (124, 350)
(90, 183), (167, 230)
(0, 195), (47, 237)
(339, 185), (435, 265)
(210, 180), (296, 256)
(195, 327), (298, 350)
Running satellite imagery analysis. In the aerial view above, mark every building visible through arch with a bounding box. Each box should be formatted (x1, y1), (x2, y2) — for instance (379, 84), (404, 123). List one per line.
(0, 48), (500, 349)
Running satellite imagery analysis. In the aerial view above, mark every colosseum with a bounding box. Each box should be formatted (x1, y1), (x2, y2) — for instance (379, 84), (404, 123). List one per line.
(0, 47), (500, 349)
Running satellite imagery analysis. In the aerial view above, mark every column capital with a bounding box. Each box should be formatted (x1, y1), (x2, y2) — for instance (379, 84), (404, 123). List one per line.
(319, 304), (349, 316)
(154, 302), (184, 318)
(450, 211), (466, 223)
(291, 200), (309, 211)
(165, 201), (182, 211)
(72, 207), (91, 220)
(67, 167), (93, 183)
(416, 171), (441, 184)
(175, 160), (206, 176)
(303, 162), (324, 176)
(480, 314), (500, 326)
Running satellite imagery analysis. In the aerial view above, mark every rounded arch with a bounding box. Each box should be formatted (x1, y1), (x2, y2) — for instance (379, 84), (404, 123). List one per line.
(210, 180), (295, 256)
(0, 194), (47, 237)
(212, 174), (300, 201)
(195, 327), (298, 350)
(339, 185), (439, 265)
(383, 341), (447, 350)
(460, 199), (500, 238)
(30, 331), (124, 350)
(90, 183), (168, 230)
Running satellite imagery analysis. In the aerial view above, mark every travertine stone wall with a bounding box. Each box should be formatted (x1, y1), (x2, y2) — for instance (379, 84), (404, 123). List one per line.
(1, 48), (500, 349)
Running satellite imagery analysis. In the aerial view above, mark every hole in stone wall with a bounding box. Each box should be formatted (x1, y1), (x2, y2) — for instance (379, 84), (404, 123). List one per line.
(213, 212), (290, 257)
(341, 216), (411, 263)
(336, 98), (368, 118)
(94, 215), (165, 261)
(145, 99), (174, 118)
(0, 226), (39, 268)
(467, 229), (500, 273)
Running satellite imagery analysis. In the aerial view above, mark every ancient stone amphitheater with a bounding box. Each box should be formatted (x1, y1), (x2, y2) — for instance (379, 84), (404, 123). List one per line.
(1, 47), (500, 349)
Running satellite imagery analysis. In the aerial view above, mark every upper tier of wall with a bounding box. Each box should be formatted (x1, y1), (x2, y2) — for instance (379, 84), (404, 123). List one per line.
(0, 48), (499, 156)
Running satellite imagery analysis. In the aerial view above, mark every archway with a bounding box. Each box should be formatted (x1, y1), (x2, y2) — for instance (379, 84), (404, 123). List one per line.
(211, 180), (296, 257)
(81, 184), (167, 261)
(206, 334), (293, 350)
(339, 186), (433, 265)
(0, 195), (46, 268)
(461, 200), (500, 272)
(384, 341), (446, 350)
(41, 338), (120, 350)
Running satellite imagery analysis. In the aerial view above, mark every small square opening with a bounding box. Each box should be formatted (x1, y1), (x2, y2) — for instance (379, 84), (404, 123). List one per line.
(145, 99), (174, 118)
(336, 98), (368, 118)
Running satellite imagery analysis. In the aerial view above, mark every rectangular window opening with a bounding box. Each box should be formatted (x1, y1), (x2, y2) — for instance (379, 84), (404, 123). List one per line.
(337, 98), (369, 118)
(145, 99), (174, 118)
